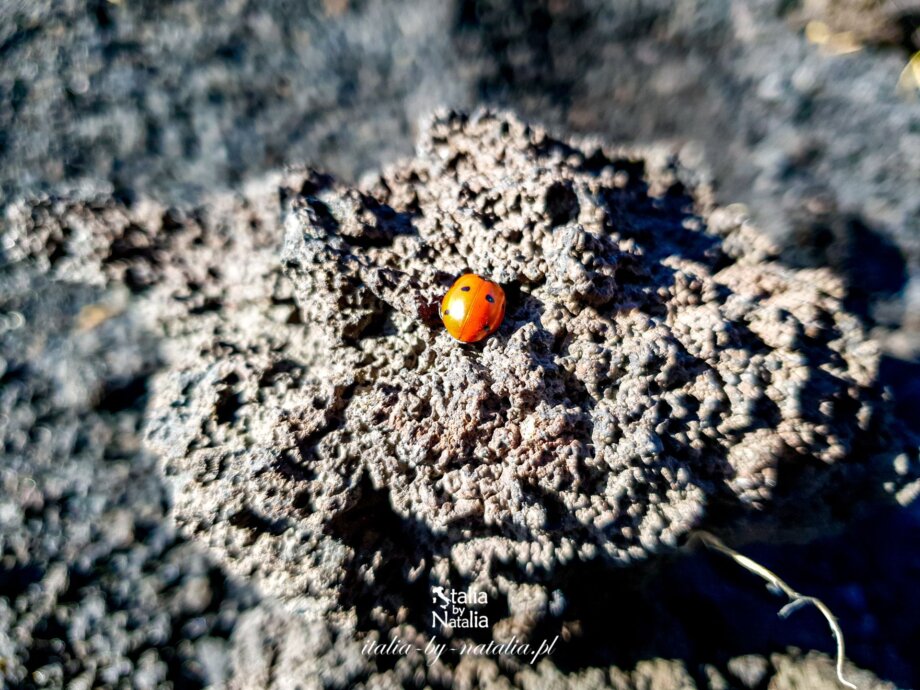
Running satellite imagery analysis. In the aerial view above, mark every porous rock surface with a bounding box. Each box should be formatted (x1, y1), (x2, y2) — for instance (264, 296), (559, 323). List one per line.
(0, 187), (279, 686)
(143, 110), (918, 658)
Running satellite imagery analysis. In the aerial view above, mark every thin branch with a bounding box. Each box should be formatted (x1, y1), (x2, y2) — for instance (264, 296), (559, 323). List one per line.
(693, 531), (857, 690)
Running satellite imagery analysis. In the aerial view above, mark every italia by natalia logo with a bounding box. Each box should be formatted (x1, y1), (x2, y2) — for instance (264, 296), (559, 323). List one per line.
(431, 586), (489, 629)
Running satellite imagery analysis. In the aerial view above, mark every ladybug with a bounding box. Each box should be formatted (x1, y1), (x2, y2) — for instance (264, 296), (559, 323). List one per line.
(440, 274), (506, 343)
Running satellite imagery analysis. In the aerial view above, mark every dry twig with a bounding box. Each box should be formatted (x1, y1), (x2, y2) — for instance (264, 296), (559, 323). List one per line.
(694, 531), (857, 690)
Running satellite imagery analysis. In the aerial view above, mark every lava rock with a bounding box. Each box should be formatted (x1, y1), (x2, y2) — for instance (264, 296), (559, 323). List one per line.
(143, 111), (919, 665)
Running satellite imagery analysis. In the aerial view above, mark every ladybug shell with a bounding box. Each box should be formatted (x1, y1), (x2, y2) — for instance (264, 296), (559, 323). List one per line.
(440, 274), (506, 343)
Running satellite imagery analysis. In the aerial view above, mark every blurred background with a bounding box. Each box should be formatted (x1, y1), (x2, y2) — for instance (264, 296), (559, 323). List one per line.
(1, 0), (919, 688)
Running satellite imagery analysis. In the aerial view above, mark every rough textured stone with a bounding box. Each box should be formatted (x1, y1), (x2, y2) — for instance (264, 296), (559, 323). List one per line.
(4, 107), (919, 687)
(0, 249), (258, 688)
(0, 173), (300, 687)
(3, 1), (920, 681)
(142, 111), (918, 664)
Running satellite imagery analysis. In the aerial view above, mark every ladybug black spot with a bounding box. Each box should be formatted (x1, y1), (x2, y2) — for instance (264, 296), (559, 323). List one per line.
(485, 294), (495, 303)
(461, 286), (471, 292)
(483, 324), (490, 331)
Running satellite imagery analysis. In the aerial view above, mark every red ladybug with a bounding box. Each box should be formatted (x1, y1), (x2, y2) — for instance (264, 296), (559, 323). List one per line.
(440, 274), (506, 343)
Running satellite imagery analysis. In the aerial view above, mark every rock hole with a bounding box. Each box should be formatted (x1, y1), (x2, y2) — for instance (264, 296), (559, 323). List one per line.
(214, 373), (243, 425)
(545, 181), (579, 227)
(98, 374), (149, 413)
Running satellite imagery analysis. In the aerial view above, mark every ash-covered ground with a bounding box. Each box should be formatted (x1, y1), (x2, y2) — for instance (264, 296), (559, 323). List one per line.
(1, 1), (919, 689)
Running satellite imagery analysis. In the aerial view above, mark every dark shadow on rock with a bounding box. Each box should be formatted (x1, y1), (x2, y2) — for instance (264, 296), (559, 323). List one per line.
(879, 354), (920, 435)
(324, 473), (434, 637)
(783, 214), (908, 327)
(505, 503), (920, 690)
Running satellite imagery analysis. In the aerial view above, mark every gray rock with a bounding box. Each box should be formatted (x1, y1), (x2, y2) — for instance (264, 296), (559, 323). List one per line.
(143, 112), (918, 684)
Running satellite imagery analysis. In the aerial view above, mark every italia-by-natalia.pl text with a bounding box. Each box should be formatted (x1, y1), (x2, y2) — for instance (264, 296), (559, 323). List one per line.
(360, 586), (560, 666)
